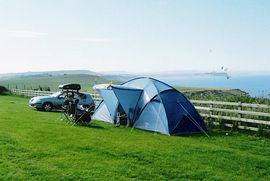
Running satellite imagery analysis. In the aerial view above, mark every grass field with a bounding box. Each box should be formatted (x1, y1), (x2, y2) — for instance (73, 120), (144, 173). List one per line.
(0, 74), (112, 92)
(0, 95), (270, 180)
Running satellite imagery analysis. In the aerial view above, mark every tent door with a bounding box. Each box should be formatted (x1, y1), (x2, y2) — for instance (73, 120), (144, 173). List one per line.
(172, 115), (201, 135)
(116, 112), (128, 125)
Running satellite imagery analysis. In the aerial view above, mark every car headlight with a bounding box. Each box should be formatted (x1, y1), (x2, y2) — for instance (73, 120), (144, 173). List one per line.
(30, 98), (42, 104)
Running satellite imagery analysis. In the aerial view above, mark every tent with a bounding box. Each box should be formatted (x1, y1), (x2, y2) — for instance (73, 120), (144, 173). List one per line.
(93, 77), (207, 135)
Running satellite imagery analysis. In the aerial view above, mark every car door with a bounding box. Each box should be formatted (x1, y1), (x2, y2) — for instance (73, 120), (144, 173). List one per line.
(54, 93), (65, 109)
(74, 93), (87, 106)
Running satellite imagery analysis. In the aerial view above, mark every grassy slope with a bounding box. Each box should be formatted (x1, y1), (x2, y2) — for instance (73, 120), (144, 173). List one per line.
(175, 86), (250, 100)
(0, 74), (115, 92)
(0, 95), (270, 180)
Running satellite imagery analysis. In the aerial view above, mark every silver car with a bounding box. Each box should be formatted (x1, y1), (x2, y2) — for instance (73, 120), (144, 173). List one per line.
(29, 91), (95, 111)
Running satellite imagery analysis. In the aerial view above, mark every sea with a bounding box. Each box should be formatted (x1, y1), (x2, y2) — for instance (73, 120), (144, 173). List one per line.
(160, 75), (270, 99)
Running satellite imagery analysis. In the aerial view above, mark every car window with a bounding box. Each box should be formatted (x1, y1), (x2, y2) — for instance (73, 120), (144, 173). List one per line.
(74, 93), (80, 100)
(79, 93), (87, 99)
(74, 93), (86, 99)
(51, 91), (61, 97)
(58, 93), (65, 99)
(59, 92), (74, 99)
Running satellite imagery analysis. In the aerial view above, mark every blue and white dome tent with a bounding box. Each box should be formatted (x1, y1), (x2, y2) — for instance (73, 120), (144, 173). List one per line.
(93, 77), (207, 135)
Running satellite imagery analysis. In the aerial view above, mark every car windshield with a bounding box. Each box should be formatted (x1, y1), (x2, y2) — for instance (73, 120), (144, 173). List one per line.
(51, 91), (61, 97)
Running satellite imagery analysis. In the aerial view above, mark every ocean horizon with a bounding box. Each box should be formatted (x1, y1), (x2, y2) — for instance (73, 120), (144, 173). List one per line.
(160, 74), (270, 99)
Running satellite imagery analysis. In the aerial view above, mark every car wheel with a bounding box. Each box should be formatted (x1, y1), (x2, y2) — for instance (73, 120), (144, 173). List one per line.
(43, 102), (53, 112)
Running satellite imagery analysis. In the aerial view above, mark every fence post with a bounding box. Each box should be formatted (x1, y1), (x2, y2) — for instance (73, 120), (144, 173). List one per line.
(237, 102), (242, 129)
(209, 103), (214, 127)
(209, 103), (213, 117)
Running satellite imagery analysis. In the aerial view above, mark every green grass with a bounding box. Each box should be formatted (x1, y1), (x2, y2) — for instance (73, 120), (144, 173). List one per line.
(0, 95), (270, 180)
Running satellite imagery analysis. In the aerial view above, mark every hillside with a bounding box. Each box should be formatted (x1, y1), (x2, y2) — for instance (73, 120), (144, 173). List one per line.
(0, 70), (98, 79)
(0, 74), (117, 92)
(0, 95), (269, 180)
(0, 70), (264, 103)
(177, 86), (250, 100)
(0, 73), (257, 103)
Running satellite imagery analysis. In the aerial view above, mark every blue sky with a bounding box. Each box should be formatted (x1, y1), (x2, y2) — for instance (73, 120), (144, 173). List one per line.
(0, 0), (269, 73)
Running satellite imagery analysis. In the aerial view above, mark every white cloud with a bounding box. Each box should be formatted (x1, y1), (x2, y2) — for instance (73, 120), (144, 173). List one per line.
(72, 37), (111, 43)
(2, 30), (48, 38)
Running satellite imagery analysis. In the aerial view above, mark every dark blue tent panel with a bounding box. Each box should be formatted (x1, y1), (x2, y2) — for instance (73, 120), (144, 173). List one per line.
(93, 77), (207, 135)
(159, 90), (207, 134)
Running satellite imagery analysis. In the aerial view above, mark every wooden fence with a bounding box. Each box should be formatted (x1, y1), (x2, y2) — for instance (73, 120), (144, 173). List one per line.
(11, 89), (270, 133)
(11, 89), (102, 105)
(191, 100), (270, 133)
(11, 89), (55, 97)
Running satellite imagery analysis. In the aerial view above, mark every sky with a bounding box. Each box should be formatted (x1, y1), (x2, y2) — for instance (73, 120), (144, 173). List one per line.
(0, 0), (269, 74)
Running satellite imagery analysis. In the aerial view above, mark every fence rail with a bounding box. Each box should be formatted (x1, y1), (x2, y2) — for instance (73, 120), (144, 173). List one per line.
(191, 100), (270, 133)
(10, 89), (102, 105)
(11, 89), (55, 97)
(11, 89), (270, 133)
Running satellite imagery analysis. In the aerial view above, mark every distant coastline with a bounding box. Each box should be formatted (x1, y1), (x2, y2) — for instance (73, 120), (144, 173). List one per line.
(0, 69), (269, 98)
(160, 74), (270, 98)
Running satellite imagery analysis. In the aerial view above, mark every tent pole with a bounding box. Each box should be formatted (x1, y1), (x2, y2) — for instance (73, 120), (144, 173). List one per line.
(154, 96), (162, 134)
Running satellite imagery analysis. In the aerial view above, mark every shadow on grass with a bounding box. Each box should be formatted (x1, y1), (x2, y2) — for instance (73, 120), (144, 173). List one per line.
(205, 128), (251, 138)
(75, 122), (105, 129)
(171, 129), (239, 138)
(29, 108), (62, 114)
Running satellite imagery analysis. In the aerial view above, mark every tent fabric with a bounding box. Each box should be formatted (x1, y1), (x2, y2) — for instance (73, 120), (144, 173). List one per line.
(93, 77), (207, 135)
(92, 102), (114, 123)
(134, 100), (169, 134)
(112, 86), (143, 123)
(96, 89), (118, 120)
